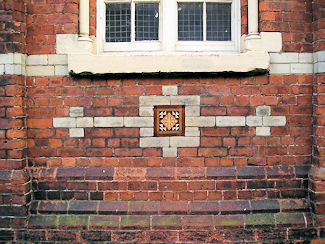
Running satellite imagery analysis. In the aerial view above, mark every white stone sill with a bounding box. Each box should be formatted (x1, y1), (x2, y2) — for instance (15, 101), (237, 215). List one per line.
(68, 51), (270, 74)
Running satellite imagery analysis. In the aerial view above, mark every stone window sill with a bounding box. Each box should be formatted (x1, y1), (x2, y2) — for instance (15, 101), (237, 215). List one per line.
(57, 32), (282, 75)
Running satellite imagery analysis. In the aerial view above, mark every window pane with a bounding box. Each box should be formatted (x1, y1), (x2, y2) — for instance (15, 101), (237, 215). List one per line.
(207, 3), (231, 41)
(178, 3), (203, 41)
(106, 3), (131, 42)
(136, 3), (159, 41)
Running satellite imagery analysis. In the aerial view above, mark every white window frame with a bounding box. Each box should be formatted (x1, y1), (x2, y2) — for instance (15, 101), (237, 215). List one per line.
(97, 0), (241, 53)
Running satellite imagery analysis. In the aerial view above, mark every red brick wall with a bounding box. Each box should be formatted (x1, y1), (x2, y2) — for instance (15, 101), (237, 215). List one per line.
(1, 0), (324, 242)
(0, 0), (27, 53)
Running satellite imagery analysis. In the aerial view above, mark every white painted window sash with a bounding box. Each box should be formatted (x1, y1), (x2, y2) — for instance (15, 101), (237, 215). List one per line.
(102, 0), (161, 52)
(98, 0), (241, 53)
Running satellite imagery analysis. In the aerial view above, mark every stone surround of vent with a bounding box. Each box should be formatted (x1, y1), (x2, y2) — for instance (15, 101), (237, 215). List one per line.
(52, 86), (286, 157)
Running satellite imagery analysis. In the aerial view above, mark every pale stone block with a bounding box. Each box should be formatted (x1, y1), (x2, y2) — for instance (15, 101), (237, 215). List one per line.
(48, 54), (68, 65)
(26, 66), (55, 76)
(69, 128), (84, 137)
(94, 117), (124, 127)
(256, 127), (270, 136)
(185, 127), (200, 137)
(215, 116), (245, 127)
(55, 65), (69, 76)
(317, 62), (325, 73)
(314, 51), (325, 62)
(77, 117), (93, 127)
(0, 53), (13, 64)
(56, 34), (78, 54)
(70, 107), (84, 117)
(14, 53), (25, 64)
(56, 34), (93, 54)
(27, 55), (48, 65)
(139, 106), (154, 117)
(263, 116), (286, 126)
(139, 96), (170, 106)
(290, 64), (313, 74)
(4, 64), (14, 74)
(162, 86), (178, 95)
(171, 96), (200, 105)
(243, 32), (282, 53)
(185, 106), (200, 116)
(246, 116), (263, 126)
(314, 63), (318, 73)
(140, 137), (169, 148)
(0, 65), (4, 74)
(298, 53), (313, 63)
(124, 117), (153, 127)
(53, 117), (76, 128)
(140, 128), (153, 137)
(170, 137), (200, 147)
(186, 117), (215, 127)
(270, 53), (298, 63)
(269, 64), (290, 74)
(256, 106), (271, 116)
(163, 147), (177, 157)
(13, 65), (23, 75)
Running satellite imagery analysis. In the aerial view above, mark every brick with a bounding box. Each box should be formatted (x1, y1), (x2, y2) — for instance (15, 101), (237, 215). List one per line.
(182, 215), (214, 230)
(237, 166), (265, 179)
(246, 116), (263, 126)
(26, 55), (48, 65)
(280, 199), (309, 212)
(219, 200), (250, 214)
(170, 137), (199, 147)
(256, 127), (270, 136)
(186, 116), (215, 127)
(275, 213), (306, 227)
(139, 106), (153, 116)
(140, 137), (169, 148)
(163, 147), (177, 157)
(162, 86), (178, 95)
(171, 95), (200, 105)
(129, 201), (159, 214)
(148, 231), (178, 242)
(124, 117), (153, 127)
(120, 215), (150, 230)
(189, 201), (219, 214)
(215, 215), (244, 229)
(38, 201), (68, 214)
(53, 117), (76, 128)
(185, 106), (200, 116)
(69, 201), (98, 214)
(267, 166), (294, 179)
(263, 116), (286, 126)
(94, 117), (124, 127)
(251, 200), (280, 213)
(152, 216), (182, 230)
(98, 201), (128, 214)
(58, 215), (88, 229)
(215, 116), (245, 127)
(76, 117), (93, 127)
(29, 215), (58, 229)
(111, 231), (148, 242)
(69, 128), (84, 137)
(245, 213), (275, 227)
(146, 167), (174, 179)
(179, 231), (223, 242)
(256, 106), (271, 116)
(207, 167), (236, 179)
(85, 167), (114, 180)
(81, 231), (112, 241)
(140, 96), (170, 106)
